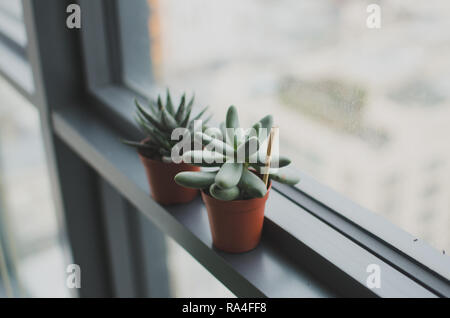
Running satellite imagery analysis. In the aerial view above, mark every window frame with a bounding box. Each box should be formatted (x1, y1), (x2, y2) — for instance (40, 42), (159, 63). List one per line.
(80, 0), (449, 295)
(0, 0), (447, 297)
(0, 1), (33, 101)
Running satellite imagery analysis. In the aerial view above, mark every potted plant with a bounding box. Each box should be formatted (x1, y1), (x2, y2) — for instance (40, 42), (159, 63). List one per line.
(174, 106), (299, 253)
(122, 90), (210, 205)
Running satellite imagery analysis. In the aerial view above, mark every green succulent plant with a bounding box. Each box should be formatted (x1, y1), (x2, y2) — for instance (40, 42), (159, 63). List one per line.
(121, 89), (210, 161)
(174, 105), (300, 201)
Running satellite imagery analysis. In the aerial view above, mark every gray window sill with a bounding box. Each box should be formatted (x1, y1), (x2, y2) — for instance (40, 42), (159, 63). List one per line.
(51, 102), (441, 298)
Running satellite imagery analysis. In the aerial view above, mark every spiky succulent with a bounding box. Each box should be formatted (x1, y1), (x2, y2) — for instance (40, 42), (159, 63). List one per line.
(122, 89), (210, 161)
(174, 105), (300, 201)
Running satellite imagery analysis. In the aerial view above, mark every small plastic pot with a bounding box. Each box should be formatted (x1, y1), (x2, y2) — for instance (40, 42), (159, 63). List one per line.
(201, 182), (271, 253)
(138, 151), (200, 205)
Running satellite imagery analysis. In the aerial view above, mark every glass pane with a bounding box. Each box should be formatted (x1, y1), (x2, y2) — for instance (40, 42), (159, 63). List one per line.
(119, 0), (450, 254)
(0, 75), (74, 297)
(116, 0), (153, 93)
(0, 0), (27, 47)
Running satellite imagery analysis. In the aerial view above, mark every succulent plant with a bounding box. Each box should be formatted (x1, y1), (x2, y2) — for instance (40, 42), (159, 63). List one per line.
(121, 89), (210, 161)
(174, 105), (300, 201)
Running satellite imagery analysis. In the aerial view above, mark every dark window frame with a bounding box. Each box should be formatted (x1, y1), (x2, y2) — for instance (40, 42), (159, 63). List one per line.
(79, 0), (449, 296)
(0, 0), (448, 297)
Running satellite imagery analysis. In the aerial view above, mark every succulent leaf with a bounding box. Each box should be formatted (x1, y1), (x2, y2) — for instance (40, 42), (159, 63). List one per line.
(175, 93), (186, 123)
(239, 169), (267, 198)
(203, 127), (223, 140)
(236, 136), (259, 161)
(135, 113), (162, 141)
(219, 122), (227, 139)
(161, 107), (178, 130)
(157, 95), (163, 110)
(209, 183), (240, 201)
(196, 132), (235, 156)
(144, 98), (159, 116)
(270, 171), (300, 185)
(249, 122), (262, 139)
(135, 99), (166, 132)
(215, 162), (243, 189)
(165, 89), (175, 115)
(135, 115), (171, 149)
(257, 115), (273, 142)
(174, 171), (216, 189)
(186, 94), (195, 111)
(179, 94), (195, 126)
(226, 105), (240, 129)
(258, 115), (273, 130)
(225, 105), (240, 142)
(250, 154), (291, 168)
(180, 108), (192, 127)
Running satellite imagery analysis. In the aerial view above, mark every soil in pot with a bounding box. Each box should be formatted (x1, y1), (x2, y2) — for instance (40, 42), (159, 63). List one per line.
(201, 182), (271, 253)
(139, 152), (200, 205)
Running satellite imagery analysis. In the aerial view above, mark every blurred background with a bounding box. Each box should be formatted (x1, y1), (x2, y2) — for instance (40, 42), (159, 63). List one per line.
(1, 0), (449, 297)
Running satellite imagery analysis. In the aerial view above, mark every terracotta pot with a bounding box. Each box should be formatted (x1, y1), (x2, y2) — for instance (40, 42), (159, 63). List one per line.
(138, 152), (200, 205)
(201, 182), (271, 253)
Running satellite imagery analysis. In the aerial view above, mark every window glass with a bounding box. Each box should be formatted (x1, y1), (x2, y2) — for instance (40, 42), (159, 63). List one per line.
(0, 75), (73, 297)
(0, 0), (27, 47)
(120, 0), (450, 253)
(0, 0), (33, 94)
(116, 0), (153, 93)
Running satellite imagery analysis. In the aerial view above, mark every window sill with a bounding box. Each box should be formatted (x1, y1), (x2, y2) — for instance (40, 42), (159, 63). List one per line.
(51, 103), (441, 298)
